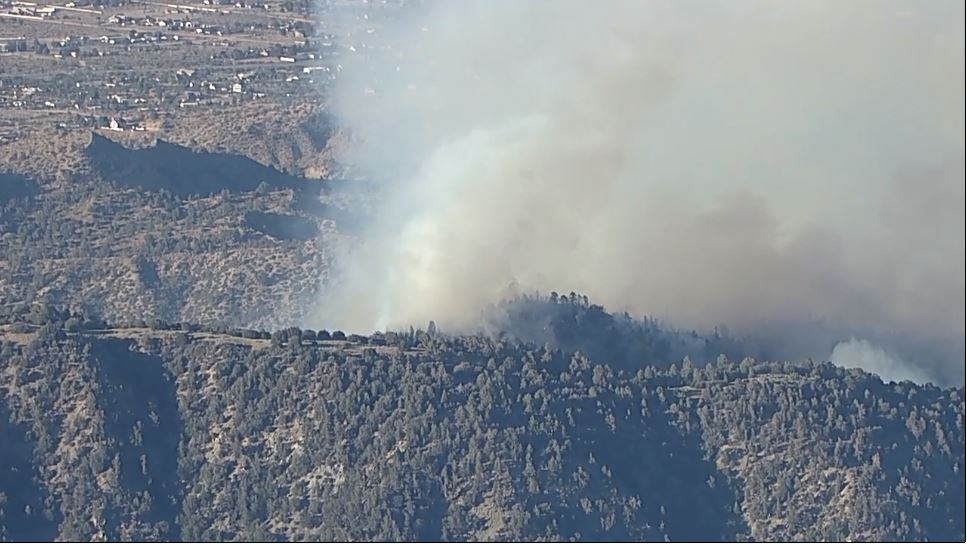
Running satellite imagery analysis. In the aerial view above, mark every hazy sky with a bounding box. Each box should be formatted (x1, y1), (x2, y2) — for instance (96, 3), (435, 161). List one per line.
(311, 0), (965, 384)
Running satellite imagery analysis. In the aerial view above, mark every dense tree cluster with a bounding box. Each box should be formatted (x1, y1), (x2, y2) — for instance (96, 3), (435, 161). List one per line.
(0, 320), (963, 542)
(486, 293), (751, 369)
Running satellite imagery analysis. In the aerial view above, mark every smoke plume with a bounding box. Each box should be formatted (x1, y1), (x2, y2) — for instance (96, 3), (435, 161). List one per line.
(830, 338), (934, 385)
(310, 1), (965, 384)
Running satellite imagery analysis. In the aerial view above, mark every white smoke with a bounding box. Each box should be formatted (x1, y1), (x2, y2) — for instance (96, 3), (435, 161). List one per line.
(310, 0), (965, 384)
(830, 338), (934, 385)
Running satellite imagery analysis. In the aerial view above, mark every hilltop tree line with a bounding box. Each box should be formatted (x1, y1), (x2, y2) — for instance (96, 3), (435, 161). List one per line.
(0, 306), (963, 542)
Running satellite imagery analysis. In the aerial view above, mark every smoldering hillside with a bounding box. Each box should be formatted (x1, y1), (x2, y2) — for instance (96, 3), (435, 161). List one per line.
(309, 1), (965, 384)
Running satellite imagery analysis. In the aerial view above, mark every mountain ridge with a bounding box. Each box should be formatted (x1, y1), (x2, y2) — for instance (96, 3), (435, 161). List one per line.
(1, 317), (963, 541)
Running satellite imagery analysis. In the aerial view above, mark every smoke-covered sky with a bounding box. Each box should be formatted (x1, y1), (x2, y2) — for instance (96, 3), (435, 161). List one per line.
(310, 0), (965, 384)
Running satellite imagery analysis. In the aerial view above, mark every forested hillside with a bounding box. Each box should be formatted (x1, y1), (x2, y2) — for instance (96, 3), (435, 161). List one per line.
(1, 317), (963, 542)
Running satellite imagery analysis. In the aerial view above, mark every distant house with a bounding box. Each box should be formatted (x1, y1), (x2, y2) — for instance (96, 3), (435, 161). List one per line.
(0, 37), (28, 53)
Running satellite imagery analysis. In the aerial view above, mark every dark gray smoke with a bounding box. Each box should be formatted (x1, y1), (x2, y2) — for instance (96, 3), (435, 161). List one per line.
(310, 1), (965, 385)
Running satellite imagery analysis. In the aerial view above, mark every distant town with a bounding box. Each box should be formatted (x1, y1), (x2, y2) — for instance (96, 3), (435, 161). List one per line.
(0, 0), (393, 143)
